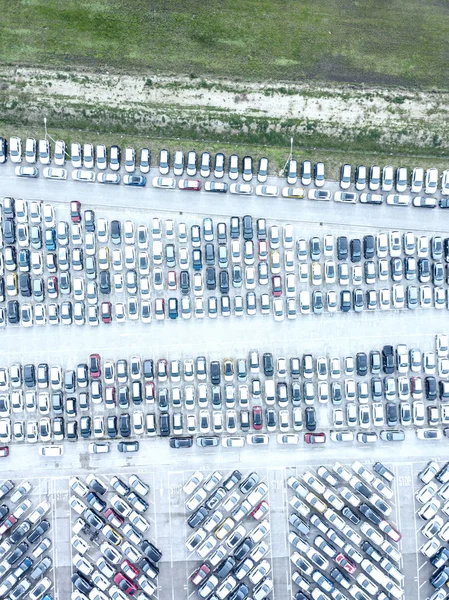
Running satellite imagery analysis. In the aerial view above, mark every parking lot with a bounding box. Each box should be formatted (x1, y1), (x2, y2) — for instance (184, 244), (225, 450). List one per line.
(1, 143), (449, 599)
(0, 449), (445, 599)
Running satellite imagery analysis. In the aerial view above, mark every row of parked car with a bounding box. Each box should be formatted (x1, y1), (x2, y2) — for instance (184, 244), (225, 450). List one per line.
(0, 479), (53, 600)
(184, 469), (272, 600)
(287, 461), (402, 600)
(0, 337), (448, 450)
(70, 472), (161, 599)
(414, 461), (449, 599)
(2, 136), (449, 195)
(3, 199), (449, 325)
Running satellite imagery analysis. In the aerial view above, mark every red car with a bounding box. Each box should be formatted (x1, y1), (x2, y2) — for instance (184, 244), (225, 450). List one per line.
(70, 201), (81, 223)
(335, 553), (356, 574)
(304, 432), (326, 444)
(272, 275), (282, 297)
(0, 447), (9, 458)
(114, 572), (138, 595)
(89, 353), (101, 379)
(101, 301), (112, 324)
(105, 508), (123, 528)
(120, 559), (139, 580)
(251, 500), (269, 520)
(252, 406), (263, 430)
(190, 563), (210, 586)
(179, 179), (202, 191)
(0, 514), (17, 535)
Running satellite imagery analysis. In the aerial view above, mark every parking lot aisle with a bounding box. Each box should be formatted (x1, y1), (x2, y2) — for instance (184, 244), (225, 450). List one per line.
(167, 470), (190, 600)
(404, 462), (425, 600)
(52, 476), (71, 600)
(267, 467), (290, 599)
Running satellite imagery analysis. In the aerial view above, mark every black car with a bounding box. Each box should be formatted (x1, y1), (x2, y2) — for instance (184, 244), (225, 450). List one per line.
(232, 265), (242, 287)
(169, 437), (193, 449)
(263, 353), (274, 377)
(210, 361), (221, 385)
(52, 392), (63, 414)
(107, 416), (118, 438)
(305, 406), (316, 431)
(216, 556), (235, 578)
(84, 508), (104, 530)
(382, 345), (395, 374)
(72, 572), (93, 595)
(350, 238), (361, 262)
(386, 402), (398, 426)
(371, 378), (383, 401)
(118, 441), (139, 453)
(138, 557), (159, 579)
(100, 271), (111, 295)
(206, 267), (216, 290)
(337, 236), (348, 260)
(79, 416), (91, 439)
(242, 215), (253, 240)
(9, 521), (31, 544)
(196, 437), (219, 448)
(223, 471), (242, 490)
(359, 504), (382, 526)
(340, 290), (351, 312)
(356, 352), (368, 377)
(24, 364), (36, 388)
(0, 137), (7, 162)
(240, 472), (259, 494)
(27, 520), (50, 544)
(187, 506), (208, 529)
(289, 514), (310, 535)
(342, 506), (360, 525)
(313, 290), (324, 314)
(363, 235), (375, 259)
(330, 567), (350, 589)
(233, 537), (255, 561)
(110, 220), (121, 244)
(426, 376), (437, 401)
(418, 258), (431, 282)
(7, 300), (20, 324)
(140, 540), (162, 563)
(8, 542), (28, 564)
(0, 504), (8, 521)
(119, 413), (131, 437)
(205, 243), (215, 266)
(219, 270), (229, 294)
(180, 271), (190, 294)
(4, 220), (15, 245)
(160, 414), (170, 437)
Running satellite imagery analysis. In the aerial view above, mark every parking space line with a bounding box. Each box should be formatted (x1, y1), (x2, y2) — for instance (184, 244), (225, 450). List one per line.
(410, 463), (423, 600)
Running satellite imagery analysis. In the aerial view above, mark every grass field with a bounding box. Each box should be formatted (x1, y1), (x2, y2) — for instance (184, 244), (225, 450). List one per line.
(1, 0), (449, 89)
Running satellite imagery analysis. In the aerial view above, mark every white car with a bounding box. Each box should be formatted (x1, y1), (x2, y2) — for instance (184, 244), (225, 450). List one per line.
(152, 176), (176, 189)
(43, 167), (67, 180)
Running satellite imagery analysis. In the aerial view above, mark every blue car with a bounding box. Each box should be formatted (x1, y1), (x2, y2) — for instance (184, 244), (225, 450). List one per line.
(123, 174), (146, 187)
(44, 228), (56, 251)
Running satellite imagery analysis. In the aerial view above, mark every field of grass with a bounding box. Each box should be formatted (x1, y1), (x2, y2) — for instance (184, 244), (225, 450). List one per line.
(1, 0), (449, 89)
(2, 123), (448, 182)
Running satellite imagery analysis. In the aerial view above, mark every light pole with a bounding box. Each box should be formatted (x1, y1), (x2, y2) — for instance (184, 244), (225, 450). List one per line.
(279, 137), (293, 177)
